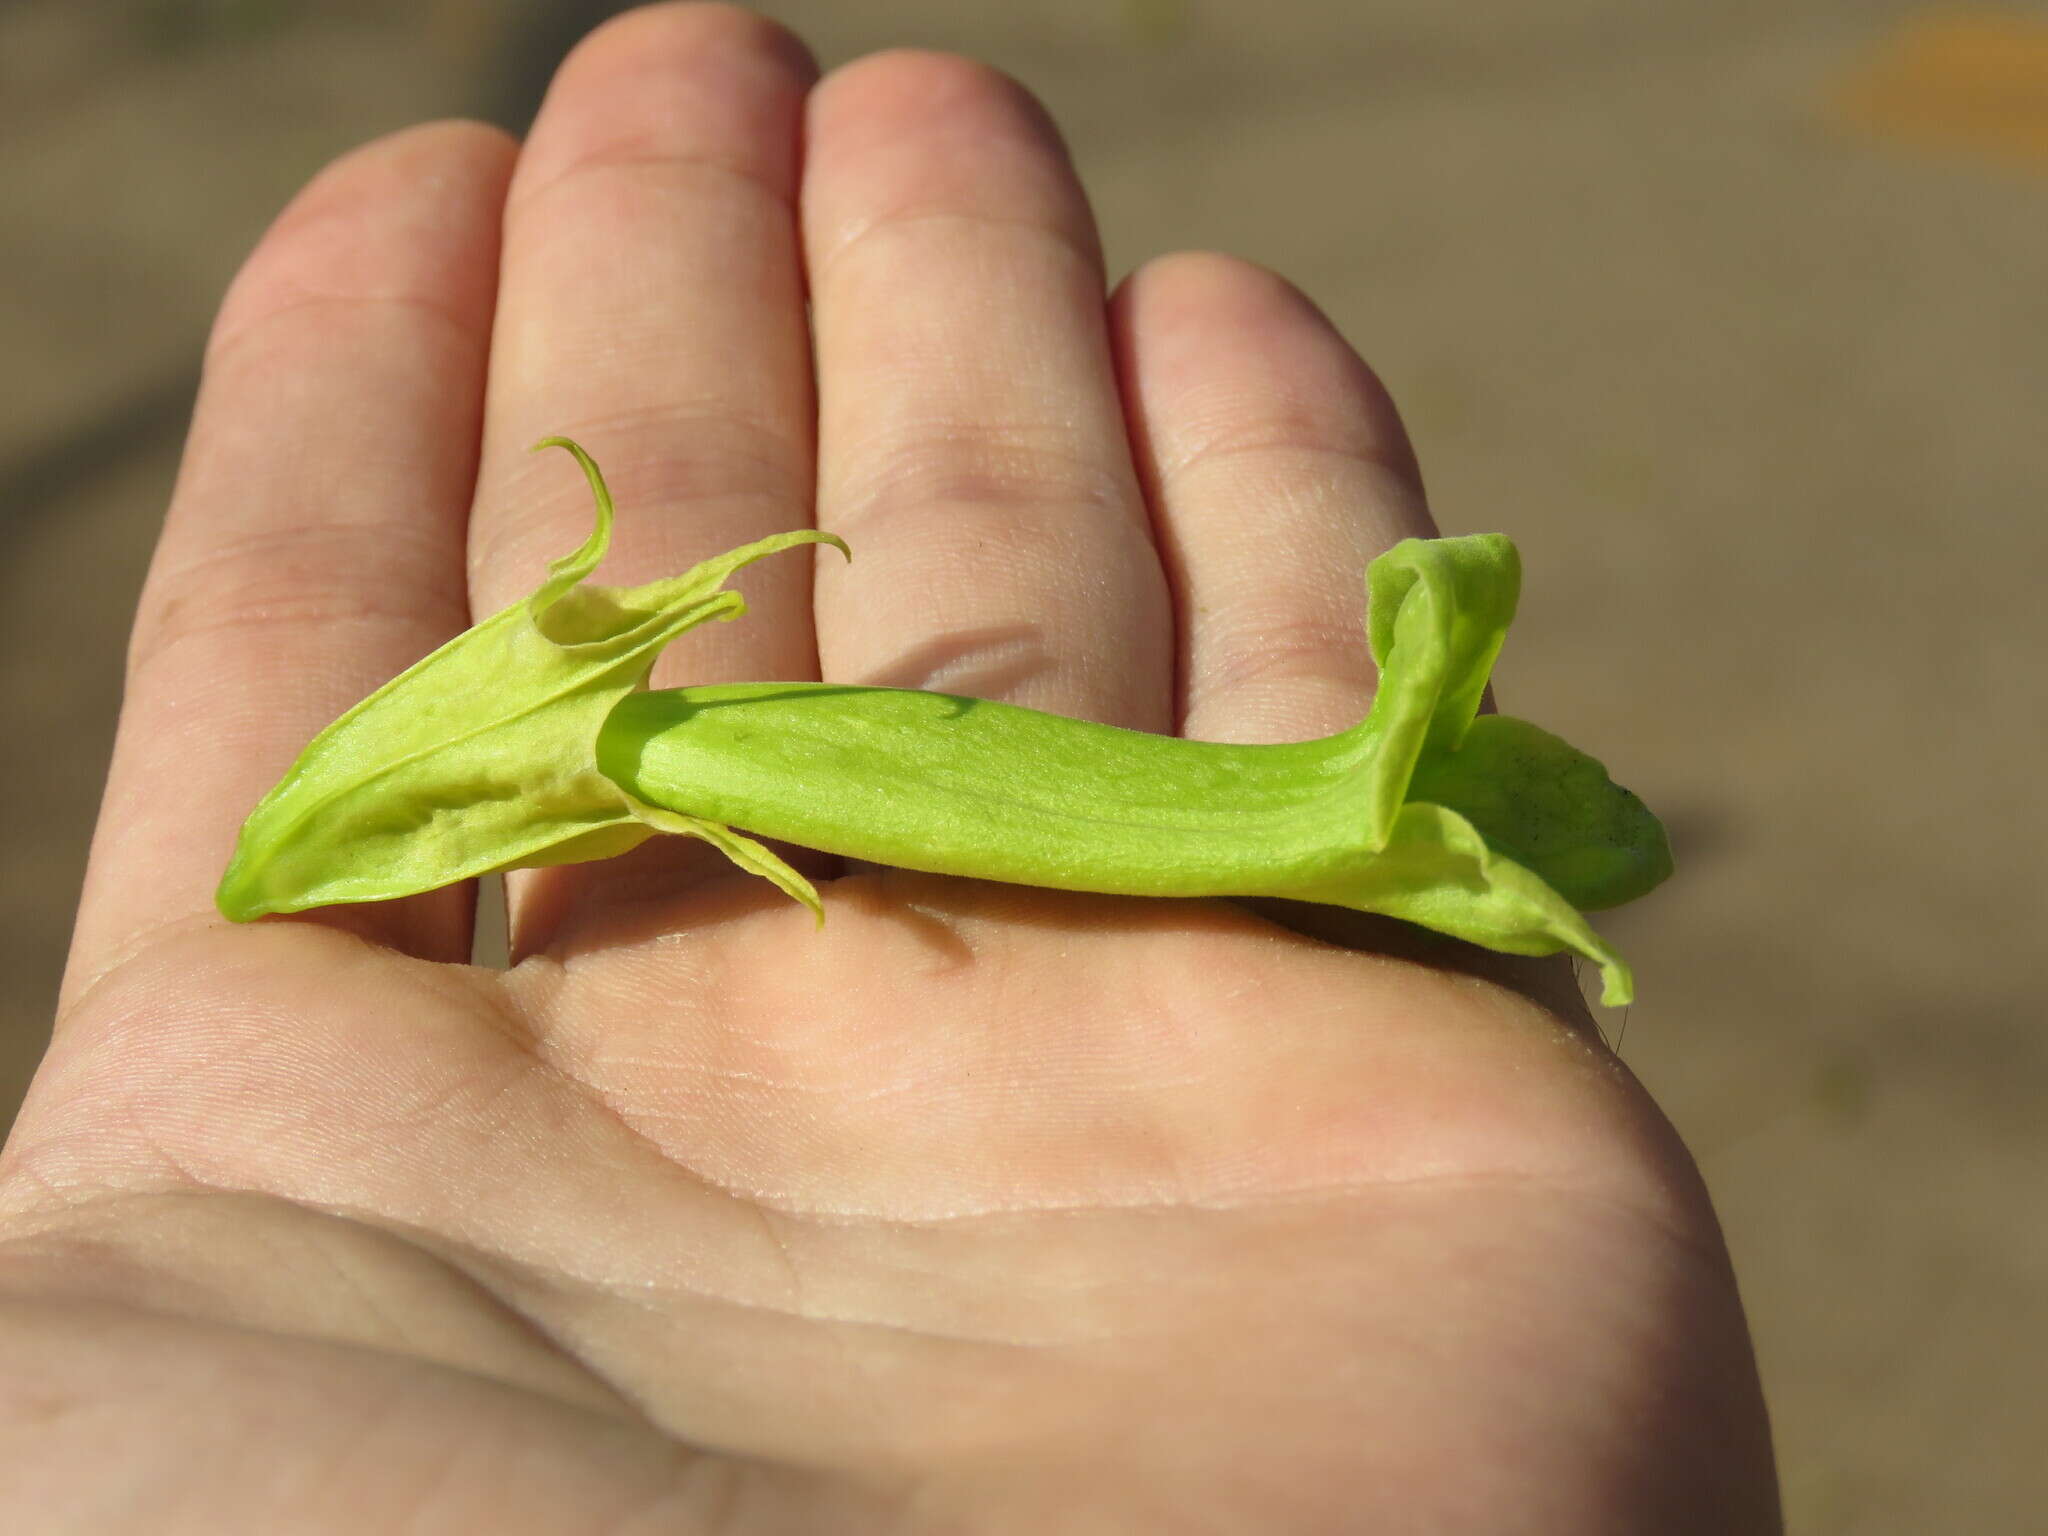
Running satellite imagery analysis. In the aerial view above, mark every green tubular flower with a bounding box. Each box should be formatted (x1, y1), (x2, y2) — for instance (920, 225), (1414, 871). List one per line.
(220, 439), (1671, 1007)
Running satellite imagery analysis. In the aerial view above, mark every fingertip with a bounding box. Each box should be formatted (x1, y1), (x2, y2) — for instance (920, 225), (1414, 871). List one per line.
(566, 2), (820, 88)
(210, 119), (514, 369)
(1111, 249), (1418, 488)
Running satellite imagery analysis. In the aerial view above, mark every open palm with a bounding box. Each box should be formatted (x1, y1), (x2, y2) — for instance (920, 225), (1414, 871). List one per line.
(0, 7), (1776, 1531)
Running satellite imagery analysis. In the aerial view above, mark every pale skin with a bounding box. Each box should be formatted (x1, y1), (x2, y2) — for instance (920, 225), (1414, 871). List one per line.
(0, 6), (1779, 1531)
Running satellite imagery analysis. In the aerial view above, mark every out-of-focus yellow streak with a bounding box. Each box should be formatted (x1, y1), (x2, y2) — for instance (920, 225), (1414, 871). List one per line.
(1838, 8), (2048, 170)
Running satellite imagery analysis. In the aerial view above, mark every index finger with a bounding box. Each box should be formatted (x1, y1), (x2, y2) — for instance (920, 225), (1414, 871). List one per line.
(62, 122), (515, 1005)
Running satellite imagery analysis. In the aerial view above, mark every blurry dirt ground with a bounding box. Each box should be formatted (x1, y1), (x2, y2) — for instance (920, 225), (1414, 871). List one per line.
(3, 2), (2043, 1529)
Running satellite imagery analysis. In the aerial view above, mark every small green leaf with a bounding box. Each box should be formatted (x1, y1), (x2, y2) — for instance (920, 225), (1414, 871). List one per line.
(215, 438), (845, 920)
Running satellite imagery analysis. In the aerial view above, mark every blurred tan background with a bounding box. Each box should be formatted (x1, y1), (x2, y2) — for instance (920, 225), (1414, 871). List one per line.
(3, 1), (2043, 1528)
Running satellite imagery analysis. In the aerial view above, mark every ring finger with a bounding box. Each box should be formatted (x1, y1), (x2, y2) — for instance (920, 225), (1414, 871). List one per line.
(1110, 252), (1437, 745)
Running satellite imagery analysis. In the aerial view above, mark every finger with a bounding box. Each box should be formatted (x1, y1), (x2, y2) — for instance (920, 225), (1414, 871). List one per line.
(804, 51), (1172, 729)
(1115, 258), (1594, 1014)
(469, 4), (818, 673)
(462, 5), (822, 943)
(63, 121), (515, 1005)
(1109, 253), (1435, 744)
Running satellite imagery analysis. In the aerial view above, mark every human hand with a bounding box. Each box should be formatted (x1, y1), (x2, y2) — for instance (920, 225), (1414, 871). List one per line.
(0, 6), (1778, 1530)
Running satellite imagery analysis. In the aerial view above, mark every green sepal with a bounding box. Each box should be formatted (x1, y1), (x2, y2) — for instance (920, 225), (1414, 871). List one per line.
(215, 437), (844, 920)
(619, 791), (824, 925)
